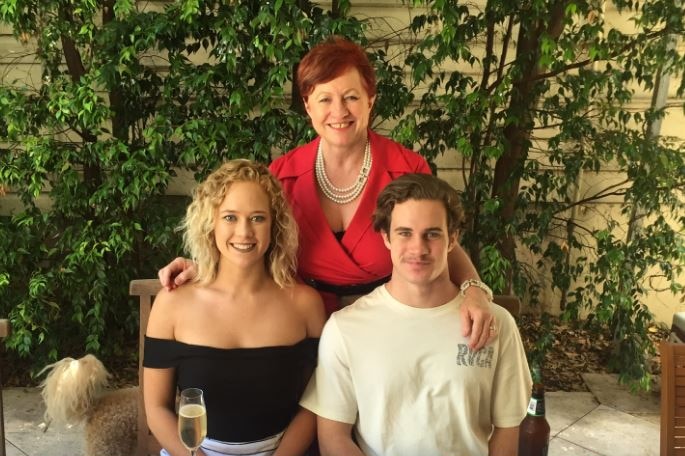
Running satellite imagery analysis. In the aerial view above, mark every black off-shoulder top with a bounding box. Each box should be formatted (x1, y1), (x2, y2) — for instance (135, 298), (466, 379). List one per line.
(143, 336), (318, 443)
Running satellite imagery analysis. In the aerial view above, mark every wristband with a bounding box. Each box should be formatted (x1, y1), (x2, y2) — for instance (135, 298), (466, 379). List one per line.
(459, 279), (493, 301)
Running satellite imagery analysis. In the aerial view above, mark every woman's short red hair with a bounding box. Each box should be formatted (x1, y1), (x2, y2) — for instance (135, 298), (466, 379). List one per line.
(297, 36), (376, 100)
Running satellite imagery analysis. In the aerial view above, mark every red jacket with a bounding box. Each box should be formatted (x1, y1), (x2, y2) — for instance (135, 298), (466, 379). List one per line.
(270, 130), (430, 315)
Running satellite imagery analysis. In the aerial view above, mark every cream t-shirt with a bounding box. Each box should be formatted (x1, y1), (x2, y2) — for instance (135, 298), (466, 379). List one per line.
(301, 285), (532, 456)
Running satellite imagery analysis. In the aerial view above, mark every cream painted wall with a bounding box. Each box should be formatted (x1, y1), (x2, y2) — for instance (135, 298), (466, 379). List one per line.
(0, 0), (683, 324)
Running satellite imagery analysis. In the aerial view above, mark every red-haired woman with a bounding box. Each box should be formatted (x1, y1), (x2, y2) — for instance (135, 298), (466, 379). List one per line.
(160, 36), (497, 350)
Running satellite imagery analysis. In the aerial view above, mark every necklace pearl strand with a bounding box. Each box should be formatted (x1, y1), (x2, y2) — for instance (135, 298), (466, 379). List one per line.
(315, 139), (372, 204)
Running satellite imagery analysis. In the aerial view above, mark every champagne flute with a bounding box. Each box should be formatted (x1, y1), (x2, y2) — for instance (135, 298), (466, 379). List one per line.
(178, 388), (207, 456)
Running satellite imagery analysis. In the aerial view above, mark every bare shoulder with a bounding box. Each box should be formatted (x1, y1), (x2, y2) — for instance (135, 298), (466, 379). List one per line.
(290, 282), (324, 314)
(147, 284), (195, 338)
(289, 283), (326, 338)
(151, 285), (188, 313)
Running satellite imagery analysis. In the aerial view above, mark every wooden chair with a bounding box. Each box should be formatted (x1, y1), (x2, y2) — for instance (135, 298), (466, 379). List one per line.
(130, 279), (163, 456)
(660, 339), (685, 456)
(0, 319), (10, 456)
(493, 294), (521, 318)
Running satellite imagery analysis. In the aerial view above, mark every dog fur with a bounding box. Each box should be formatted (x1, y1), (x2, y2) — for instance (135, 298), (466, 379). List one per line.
(40, 354), (138, 456)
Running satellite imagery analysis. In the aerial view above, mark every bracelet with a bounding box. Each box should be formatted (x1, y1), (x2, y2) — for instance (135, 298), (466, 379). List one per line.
(459, 279), (493, 301)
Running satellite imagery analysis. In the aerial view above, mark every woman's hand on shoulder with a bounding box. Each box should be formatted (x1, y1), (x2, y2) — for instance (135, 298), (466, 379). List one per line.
(158, 257), (197, 291)
(292, 284), (326, 338)
(460, 287), (497, 350)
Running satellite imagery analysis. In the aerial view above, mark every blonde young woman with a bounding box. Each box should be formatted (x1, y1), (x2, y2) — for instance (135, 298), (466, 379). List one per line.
(144, 160), (325, 456)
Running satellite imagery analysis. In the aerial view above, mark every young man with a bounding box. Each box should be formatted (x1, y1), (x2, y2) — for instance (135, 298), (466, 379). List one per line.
(300, 173), (532, 456)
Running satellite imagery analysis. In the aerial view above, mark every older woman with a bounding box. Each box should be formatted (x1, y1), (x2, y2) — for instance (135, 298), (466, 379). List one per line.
(160, 37), (496, 349)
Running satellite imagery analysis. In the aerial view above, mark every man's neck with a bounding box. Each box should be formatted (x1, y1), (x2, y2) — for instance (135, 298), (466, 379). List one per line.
(384, 272), (459, 308)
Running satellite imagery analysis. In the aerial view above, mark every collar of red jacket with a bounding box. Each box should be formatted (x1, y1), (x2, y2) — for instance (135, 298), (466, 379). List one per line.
(273, 129), (409, 178)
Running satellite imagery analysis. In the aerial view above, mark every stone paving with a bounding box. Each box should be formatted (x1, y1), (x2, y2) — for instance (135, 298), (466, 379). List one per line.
(1, 373), (660, 456)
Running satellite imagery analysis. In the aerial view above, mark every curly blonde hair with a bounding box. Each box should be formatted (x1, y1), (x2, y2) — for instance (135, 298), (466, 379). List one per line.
(182, 159), (298, 288)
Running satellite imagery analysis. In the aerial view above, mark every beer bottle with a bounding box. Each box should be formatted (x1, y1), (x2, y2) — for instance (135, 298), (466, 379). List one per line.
(518, 383), (550, 456)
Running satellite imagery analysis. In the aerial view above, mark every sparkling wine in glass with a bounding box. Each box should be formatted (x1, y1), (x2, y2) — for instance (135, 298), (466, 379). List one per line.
(178, 388), (207, 456)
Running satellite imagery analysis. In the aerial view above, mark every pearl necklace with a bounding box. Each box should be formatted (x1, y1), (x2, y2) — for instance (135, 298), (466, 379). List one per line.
(315, 139), (372, 205)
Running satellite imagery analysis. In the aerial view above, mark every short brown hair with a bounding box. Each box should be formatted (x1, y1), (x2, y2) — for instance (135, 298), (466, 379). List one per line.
(297, 36), (376, 100)
(182, 160), (298, 288)
(372, 174), (464, 235)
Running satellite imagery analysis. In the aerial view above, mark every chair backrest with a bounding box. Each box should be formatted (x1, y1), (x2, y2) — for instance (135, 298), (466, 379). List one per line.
(130, 279), (163, 456)
(493, 294), (521, 318)
(660, 339), (685, 456)
(0, 319), (10, 456)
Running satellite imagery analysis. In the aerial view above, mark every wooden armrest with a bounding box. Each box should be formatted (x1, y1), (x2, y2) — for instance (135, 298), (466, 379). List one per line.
(660, 340), (685, 455)
(0, 319), (9, 338)
(129, 279), (163, 456)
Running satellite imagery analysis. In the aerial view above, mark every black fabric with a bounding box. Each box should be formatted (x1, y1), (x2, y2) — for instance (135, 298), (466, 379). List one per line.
(143, 336), (318, 443)
(303, 275), (390, 296)
(333, 230), (345, 242)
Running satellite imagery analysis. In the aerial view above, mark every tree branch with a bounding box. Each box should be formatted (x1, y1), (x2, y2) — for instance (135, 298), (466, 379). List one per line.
(58, 6), (86, 84)
(479, 4), (495, 92)
(532, 28), (672, 82)
(552, 178), (631, 215)
(497, 14), (514, 82)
